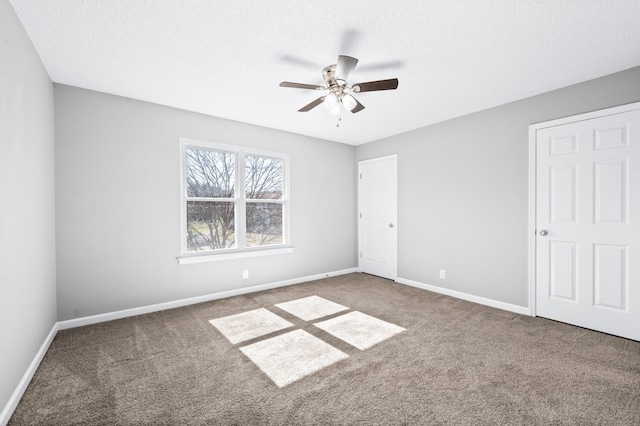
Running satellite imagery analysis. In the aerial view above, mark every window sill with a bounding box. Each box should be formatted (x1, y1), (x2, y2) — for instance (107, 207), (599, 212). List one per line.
(177, 247), (294, 265)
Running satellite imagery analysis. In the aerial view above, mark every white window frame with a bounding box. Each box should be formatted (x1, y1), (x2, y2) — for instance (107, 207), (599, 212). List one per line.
(178, 138), (292, 264)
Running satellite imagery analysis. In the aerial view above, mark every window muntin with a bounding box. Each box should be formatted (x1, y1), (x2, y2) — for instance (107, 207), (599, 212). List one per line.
(181, 140), (288, 256)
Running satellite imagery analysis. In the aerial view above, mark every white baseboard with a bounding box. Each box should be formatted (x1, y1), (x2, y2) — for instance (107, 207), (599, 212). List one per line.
(57, 268), (359, 330)
(0, 323), (59, 426)
(2, 270), (529, 424)
(396, 277), (531, 316)
(2, 268), (358, 424)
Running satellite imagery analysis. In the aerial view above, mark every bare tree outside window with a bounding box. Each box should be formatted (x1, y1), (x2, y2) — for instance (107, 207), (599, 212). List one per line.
(246, 156), (283, 247)
(184, 147), (286, 253)
(185, 148), (235, 251)
(245, 156), (282, 199)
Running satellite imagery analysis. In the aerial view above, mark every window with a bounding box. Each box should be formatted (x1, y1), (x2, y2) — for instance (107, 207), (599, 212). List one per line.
(179, 138), (290, 262)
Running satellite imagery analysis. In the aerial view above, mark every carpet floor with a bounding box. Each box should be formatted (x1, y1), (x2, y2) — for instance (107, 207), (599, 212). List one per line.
(9, 273), (640, 425)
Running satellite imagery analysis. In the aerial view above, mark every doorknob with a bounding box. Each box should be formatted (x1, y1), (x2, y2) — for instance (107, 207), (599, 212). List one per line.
(539, 229), (548, 236)
(389, 223), (394, 228)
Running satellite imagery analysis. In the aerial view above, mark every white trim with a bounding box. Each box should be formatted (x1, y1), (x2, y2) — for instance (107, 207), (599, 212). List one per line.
(396, 277), (531, 316)
(4, 268), (525, 423)
(237, 150), (247, 247)
(358, 154), (398, 280)
(179, 137), (290, 256)
(527, 101), (640, 318)
(527, 124), (537, 316)
(177, 246), (293, 264)
(530, 101), (640, 130)
(57, 268), (358, 330)
(2, 268), (357, 422)
(0, 323), (58, 426)
(358, 153), (398, 165)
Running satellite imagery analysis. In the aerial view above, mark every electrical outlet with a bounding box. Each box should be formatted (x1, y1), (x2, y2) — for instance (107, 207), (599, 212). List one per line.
(439, 269), (446, 279)
(242, 270), (249, 279)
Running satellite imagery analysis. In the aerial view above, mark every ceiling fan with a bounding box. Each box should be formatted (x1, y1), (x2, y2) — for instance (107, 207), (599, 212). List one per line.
(279, 55), (398, 125)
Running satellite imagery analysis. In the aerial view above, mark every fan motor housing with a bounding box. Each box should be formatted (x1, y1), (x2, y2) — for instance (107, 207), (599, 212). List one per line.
(323, 65), (347, 89)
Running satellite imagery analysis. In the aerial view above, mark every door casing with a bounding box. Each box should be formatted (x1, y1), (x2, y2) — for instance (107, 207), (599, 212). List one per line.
(358, 154), (398, 280)
(528, 101), (640, 319)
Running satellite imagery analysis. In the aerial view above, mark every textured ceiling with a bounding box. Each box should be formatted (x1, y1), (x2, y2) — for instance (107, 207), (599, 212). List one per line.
(9, 0), (640, 145)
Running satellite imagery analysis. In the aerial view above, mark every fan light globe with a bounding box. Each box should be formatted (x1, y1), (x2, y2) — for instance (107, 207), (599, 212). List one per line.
(342, 94), (357, 111)
(323, 93), (338, 111)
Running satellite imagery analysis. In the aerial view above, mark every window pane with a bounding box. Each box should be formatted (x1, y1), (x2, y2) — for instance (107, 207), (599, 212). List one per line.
(186, 148), (235, 198)
(246, 203), (283, 247)
(245, 155), (283, 199)
(187, 201), (235, 252)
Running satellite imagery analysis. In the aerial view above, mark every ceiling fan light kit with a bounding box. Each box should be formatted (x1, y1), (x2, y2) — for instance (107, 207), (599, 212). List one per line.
(342, 94), (358, 111)
(280, 55), (398, 127)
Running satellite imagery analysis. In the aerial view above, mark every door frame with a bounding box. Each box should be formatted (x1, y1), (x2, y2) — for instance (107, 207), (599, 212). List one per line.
(358, 154), (398, 280)
(527, 101), (640, 317)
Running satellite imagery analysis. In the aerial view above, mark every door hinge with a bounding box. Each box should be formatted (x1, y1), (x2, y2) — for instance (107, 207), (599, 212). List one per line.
(360, 252), (362, 258)
(359, 173), (362, 179)
(359, 213), (362, 218)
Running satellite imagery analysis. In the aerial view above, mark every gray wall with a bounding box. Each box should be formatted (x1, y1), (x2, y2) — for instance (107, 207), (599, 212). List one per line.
(357, 66), (640, 307)
(0, 0), (57, 417)
(54, 85), (357, 320)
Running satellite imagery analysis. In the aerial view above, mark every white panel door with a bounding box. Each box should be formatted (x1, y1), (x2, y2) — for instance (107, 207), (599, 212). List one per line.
(359, 155), (397, 280)
(536, 108), (640, 340)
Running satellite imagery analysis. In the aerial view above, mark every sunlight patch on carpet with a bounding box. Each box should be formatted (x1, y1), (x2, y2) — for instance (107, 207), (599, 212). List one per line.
(209, 308), (294, 344)
(239, 329), (349, 388)
(314, 311), (406, 350)
(210, 298), (407, 387)
(275, 295), (349, 321)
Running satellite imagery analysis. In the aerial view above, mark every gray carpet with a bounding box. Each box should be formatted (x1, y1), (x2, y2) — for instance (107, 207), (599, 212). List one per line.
(9, 273), (640, 425)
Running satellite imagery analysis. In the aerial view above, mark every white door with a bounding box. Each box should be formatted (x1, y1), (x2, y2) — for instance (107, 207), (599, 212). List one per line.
(359, 155), (397, 280)
(535, 106), (640, 341)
